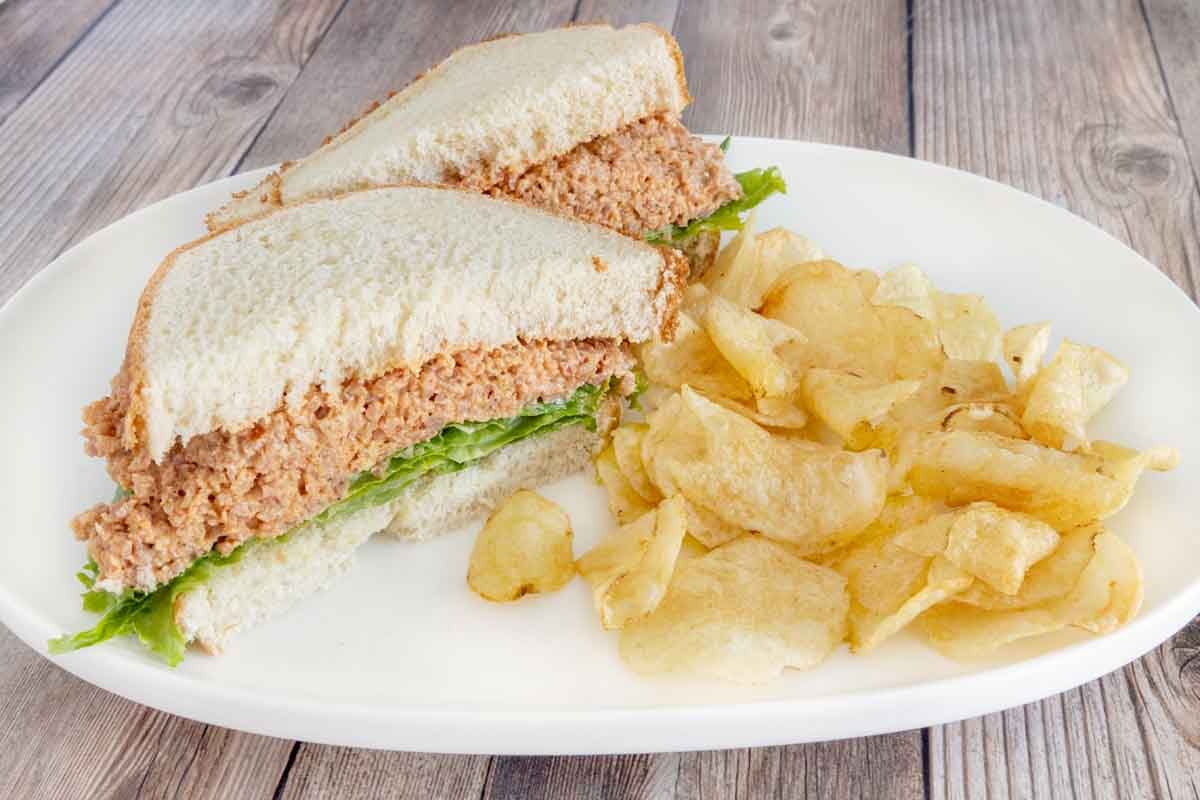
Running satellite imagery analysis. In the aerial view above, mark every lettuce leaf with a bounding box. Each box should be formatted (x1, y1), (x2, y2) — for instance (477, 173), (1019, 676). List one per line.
(50, 381), (611, 665)
(645, 166), (787, 245)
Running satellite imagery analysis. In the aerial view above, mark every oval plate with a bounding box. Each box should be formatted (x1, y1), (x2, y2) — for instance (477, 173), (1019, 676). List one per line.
(1, 138), (1198, 754)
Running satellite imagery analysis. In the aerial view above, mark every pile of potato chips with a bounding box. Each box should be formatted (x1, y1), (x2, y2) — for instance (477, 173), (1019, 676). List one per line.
(469, 220), (1177, 684)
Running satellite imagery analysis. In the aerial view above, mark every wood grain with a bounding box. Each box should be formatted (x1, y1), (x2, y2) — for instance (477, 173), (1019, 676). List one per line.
(672, 0), (909, 150)
(913, 0), (1200, 296)
(1142, 0), (1200, 196)
(0, 0), (346, 305)
(575, 0), (681, 30)
(0, 626), (293, 799)
(0, 0), (116, 124)
(914, 1), (1200, 795)
(278, 746), (490, 800)
(237, 0), (578, 170)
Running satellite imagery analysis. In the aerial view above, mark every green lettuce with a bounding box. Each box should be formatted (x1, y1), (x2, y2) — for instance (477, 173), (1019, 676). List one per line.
(645, 166), (787, 245)
(50, 381), (611, 665)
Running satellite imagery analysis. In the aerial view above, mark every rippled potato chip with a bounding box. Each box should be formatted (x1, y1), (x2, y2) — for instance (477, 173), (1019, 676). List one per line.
(936, 293), (1002, 362)
(703, 294), (805, 398)
(611, 424), (660, 503)
(871, 264), (938, 320)
(680, 497), (746, 548)
(639, 312), (753, 401)
(577, 496), (688, 629)
(705, 225), (824, 310)
(619, 536), (849, 683)
(467, 490), (575, 602)
(595, 444), (654, 524)
(876, 306), (945, 380)
(823, 496), (963, 652)
(905, 431), (1172, 530)
(1021, 340), (1130, 451)
(943, 504), (1060, 595)
(851, 557), (973, 653)
(705, 393), (809, 430)
(801, 368), (922, 449)
(1003, 322), (1051, 390)
(939, 403), (1027, 438)
(645, 388), (888, 554)
(701, 216), (759, 304)
(761, 260), (897, 380)
(957, 525), (1099, 610)
(919, 531), (1141, 657)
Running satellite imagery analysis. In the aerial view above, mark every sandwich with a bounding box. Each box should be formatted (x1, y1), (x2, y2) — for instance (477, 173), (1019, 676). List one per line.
(52, 185), (685, 664)
(206, 23), (784, 275)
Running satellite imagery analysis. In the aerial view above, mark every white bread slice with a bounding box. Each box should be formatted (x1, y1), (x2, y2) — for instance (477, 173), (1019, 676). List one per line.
(208, 24), (688, 230)
(175, 422), (600, 652)
(125, 185), (685, 461)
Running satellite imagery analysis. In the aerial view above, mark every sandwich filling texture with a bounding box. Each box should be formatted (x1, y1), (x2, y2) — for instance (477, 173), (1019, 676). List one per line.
(55, 339), (634, 663)
(476, 113), (784, 242)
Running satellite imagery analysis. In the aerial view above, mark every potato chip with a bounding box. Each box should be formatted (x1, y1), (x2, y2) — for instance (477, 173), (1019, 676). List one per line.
(800, 368), (921, 449)
(706, 225), (824, 310)
(828, 520), (934, 615)
(638, 312), (753, 401)
(611, 424), (660, 503)
(938, 359), (1009, 402)
(677, 533), (712, 563)
(594, 444), (654, 524)
(702, 214), (758, 299)
(1003, 322), (1051, 388)
(1021, 340), (1130, 451)
(871, 264), (938, 320)
(904, 431), (1153, 529)
(680, 497), (745, 548)
(703, 393), (809, 430)
(936, 293), (1002, 362)
(891, 513), (957, 557)
(577, 496), (688, 629)
(919, 531), (1141, 657)
(703, 294), (805, 397)
(467, 490), (575, 602)
(854, 269), (881, 300)
(850, 557), (973, 653)
(761, 259), (897, 379)
(942, 503), (1060, 595)
(939, 402), (1027, 438)
(957, 525), (1099, 610)
(619, 536), (849, 683)
(645, 388), (888, 554)
(876, 306), (945, 380)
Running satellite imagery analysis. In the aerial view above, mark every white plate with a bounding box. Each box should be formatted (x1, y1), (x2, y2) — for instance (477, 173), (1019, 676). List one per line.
(1, 138), (1198, 754)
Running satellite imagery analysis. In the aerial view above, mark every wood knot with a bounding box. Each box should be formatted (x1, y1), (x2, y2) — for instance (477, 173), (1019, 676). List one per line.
(216, 73), (278, 108)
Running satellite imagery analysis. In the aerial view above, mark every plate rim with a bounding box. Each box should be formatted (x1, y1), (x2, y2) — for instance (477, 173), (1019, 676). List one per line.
(2, 137), (1199, 754)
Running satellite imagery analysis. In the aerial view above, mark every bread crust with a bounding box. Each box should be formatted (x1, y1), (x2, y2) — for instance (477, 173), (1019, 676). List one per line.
(123, 184), (684, 457)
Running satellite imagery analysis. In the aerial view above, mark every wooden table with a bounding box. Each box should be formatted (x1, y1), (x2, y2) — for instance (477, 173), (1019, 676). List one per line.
(2, 1), (1198, 796)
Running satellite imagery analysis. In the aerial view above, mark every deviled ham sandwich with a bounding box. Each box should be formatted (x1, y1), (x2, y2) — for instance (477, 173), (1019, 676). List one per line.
(53, 186), (685, 664)
(206, 24), (784, 274)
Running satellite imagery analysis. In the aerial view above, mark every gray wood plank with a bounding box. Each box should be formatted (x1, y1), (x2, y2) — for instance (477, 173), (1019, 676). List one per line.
(278, 746), (490, 800)
(0, 0), (346, 306)
(575, 0), (681, 30)
(672, 0), (909, 150)
(0, 626), (293, 799)
(237, 0), (578, 171)
(0, 0), (117, 124)
(913, 0), (1200, 297)
(914, 1), (1200, 795)
(1142, 1), (1200, 179)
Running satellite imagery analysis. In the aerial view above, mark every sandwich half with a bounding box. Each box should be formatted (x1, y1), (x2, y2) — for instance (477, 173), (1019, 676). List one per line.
(206, 23), (784, 275)
(53, 185), (685, 664)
